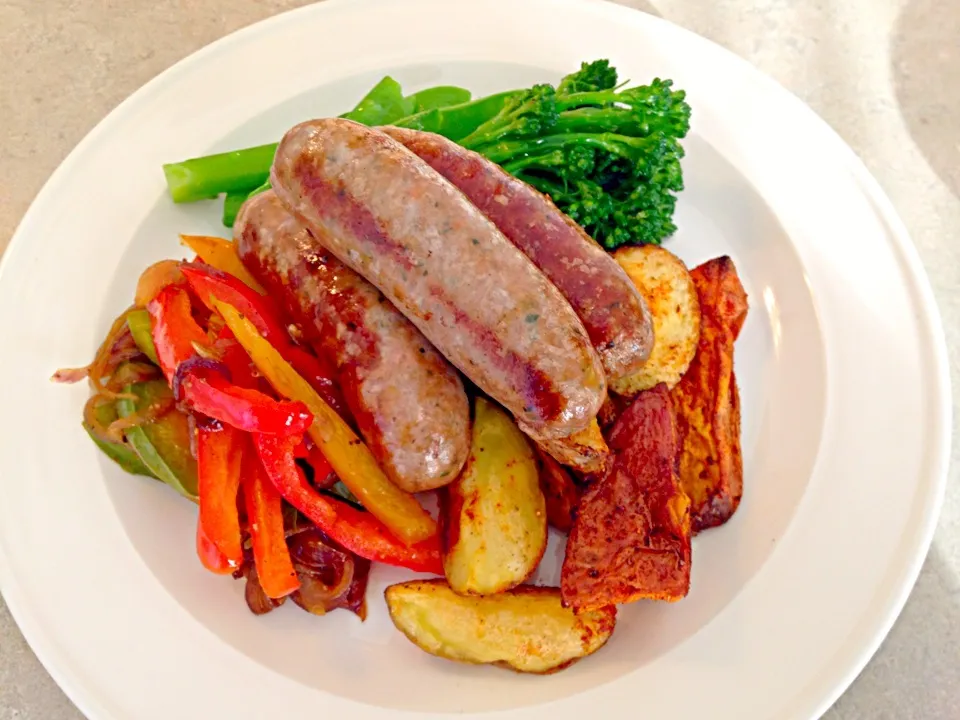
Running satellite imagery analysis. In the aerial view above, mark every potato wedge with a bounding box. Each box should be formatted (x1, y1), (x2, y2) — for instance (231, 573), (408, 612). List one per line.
(535, 449), (581, 533)
(442, 397), (547, 595)
(561, 384), (691, 612)
(529, 418), (609, 474)
(672, 256), (748, 533)
(612, 245), (701, 395)
(385, 580), (616, 673)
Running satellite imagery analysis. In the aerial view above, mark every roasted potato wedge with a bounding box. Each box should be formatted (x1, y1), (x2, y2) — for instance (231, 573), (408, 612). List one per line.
(672, 256), (748, 533)
(612, 245), (701, 395)
(535, 449), (581, 533)
(562, 384), (691, 612)
(385, 580), (616, 673)
(442, 398), (547, 595)
(529, 418), (609, 474)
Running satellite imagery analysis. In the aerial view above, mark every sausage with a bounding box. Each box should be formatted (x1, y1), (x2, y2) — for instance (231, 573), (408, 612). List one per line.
(380, 126), (655, 384)
(270, 118), (606, 440)
(234, 190), (470, 493)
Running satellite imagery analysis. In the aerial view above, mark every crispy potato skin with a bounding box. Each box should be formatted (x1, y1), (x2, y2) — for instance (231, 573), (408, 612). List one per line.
(535, 449), (581, 533)
(385, 580), (616, 673)
(561, 384), (691, 612)
(671, 256), (748, 533)
(528, 418), (609, 475)
(441, 398), (547, 595)
(612, 246), (701, 395)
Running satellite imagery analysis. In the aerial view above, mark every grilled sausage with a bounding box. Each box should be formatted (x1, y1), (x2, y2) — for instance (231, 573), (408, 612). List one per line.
(270, 118), (606, 441)
(235, 190), (470, 493)
(381, 126), (654, 383)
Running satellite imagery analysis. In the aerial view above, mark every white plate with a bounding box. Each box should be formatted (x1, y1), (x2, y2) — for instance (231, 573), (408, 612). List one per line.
(0, 0), (950, 718)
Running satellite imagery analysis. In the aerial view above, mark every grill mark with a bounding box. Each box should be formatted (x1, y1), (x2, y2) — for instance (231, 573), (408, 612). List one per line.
(427, 286), (563, 423)
(294, 156), (417, 274)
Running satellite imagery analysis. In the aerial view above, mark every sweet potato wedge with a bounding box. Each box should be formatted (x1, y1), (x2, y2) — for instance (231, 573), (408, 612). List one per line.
(385, 580), (616, 673)
(611, 245), (701, 395)
(671, 256), (748, 533)
(561, 384), (691, 612)
(535, 449), (581, 533)
(442, 398), (547, 595)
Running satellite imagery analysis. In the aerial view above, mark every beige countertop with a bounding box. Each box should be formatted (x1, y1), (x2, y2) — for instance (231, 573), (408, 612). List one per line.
(1, 0), (958, 718)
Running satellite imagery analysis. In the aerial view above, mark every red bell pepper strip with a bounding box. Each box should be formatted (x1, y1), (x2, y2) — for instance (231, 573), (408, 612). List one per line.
(254, 433), (442, 575)
(181, 263), (349, 418)
(196, 519), (234, 575)
(182, 264), (289, 346)
(286, 346), (348, 419)
(294, 436), (334, 486)
(147, 285), (208, 381)
(307, 445), (334, 486)
(214, 327), (261, 390)
(242, 446), (300, 599)
(197, 421), (244, 566)
(180, 371), (312, 436)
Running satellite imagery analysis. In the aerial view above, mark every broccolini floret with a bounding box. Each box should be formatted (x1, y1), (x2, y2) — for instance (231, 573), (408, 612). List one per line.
(461, 64), (691, 249)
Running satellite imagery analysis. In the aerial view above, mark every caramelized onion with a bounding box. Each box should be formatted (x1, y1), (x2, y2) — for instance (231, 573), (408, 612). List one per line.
(171, 356), (232, 402)
(83, 394), (118, 444)
(288, 529), (355, 616)
(87, 308), (141, 398)
(191, 341), (224, 362)
(243, 564), (286, 616)
(339, 556), (371, 620)
(106, 361), (162, 391)
(52, 366), (90, 384)
(104, 396), (175, 442)
(54, 308), (140, 398)
(135, 259), (184, 308)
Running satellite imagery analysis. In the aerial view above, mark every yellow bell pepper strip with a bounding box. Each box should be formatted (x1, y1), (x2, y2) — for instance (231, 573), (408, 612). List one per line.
(196, 420), (244, 567)
(179, 234), (266, 294)
(125, 309), (160, 365)
(214, 298), (437, 546)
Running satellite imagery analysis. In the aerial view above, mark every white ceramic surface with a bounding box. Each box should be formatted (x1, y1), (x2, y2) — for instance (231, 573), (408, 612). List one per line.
(0, 0), (950, 718)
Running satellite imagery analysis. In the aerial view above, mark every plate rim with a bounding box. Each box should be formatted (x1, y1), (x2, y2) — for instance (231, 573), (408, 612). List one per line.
(0, 0), (951, 718)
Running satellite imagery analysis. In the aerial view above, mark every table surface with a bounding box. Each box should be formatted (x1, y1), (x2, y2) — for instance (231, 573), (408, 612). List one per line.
(1, 1), (958, 718)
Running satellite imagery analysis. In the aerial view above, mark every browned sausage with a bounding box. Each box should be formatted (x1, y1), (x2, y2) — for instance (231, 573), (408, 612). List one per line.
(234, 190), (470, 493)
(380, 126), (655, 384)
(270, 118), (606, 441)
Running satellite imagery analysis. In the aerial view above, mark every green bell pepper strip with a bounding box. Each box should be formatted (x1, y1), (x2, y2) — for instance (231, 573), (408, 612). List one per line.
(116, 381), (199, 501)
(83, 400), (156, 478)
(125, 309), (159, 365)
